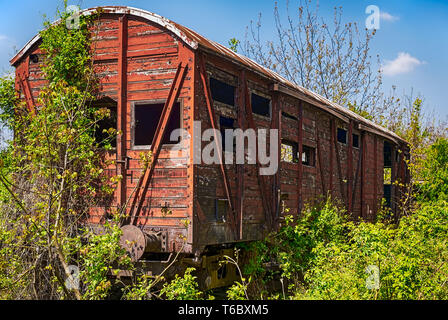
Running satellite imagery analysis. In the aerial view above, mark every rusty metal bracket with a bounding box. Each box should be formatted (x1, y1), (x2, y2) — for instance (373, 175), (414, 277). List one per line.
(128, 62), (188, 225)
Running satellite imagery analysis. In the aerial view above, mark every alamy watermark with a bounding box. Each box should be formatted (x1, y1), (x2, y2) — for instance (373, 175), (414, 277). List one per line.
(66, 5), (80, 30)
(365, 5), (380, 30)
(365, 265), (380, 290)
(169, 121), (279, 176)
(65, 265), (80, 290)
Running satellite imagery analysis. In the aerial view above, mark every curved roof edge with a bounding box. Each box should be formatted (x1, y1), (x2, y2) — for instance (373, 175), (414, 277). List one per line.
(10, 6), (406, 145)
(9, 6), (198, 65)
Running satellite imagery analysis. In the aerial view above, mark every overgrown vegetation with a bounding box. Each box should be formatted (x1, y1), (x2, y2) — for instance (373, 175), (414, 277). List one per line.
(0, 4), (122, 299)
(240, 192), (447, 299)
(224, 100), (448, 301)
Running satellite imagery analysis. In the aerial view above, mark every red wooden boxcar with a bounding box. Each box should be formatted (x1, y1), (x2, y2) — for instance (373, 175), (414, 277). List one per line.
(10, 6), (409, 288)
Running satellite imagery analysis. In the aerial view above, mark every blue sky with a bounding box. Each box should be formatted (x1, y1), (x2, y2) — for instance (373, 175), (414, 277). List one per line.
(0, 0), (447, 118)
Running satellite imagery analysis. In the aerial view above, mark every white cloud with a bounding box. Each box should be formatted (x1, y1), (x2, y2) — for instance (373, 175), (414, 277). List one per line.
(380, 11), (399, 22)
(382, 52), (425, 76)
(0, 35), (7, 41)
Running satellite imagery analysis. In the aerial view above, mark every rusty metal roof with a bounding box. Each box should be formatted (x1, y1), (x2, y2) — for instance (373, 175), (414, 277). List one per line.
(10, 6), (406, 144)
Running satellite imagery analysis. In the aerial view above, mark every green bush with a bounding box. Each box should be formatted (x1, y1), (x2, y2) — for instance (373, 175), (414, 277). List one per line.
(160, 268), (203, 300)
(242, 143), (448, 300)
(419, 138), (448, 201)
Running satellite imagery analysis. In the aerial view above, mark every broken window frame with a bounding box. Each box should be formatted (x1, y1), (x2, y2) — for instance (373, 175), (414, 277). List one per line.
(251, 92), (272, 118)
(352, 133), (360, 149)
(302, 145), (316, 167)
(92, 97), (118, 149)
(383, 140), (394, 208)
(384, 141), (393, 168)
(281, 139), (299, 163)
(337, 128), (348, 144)
(281, 111), (299, 121)
(131, 99), (183, 150)
(210, 77), (236, 107)
(219, 116), (236, 155)
(215, 198), (228, 222)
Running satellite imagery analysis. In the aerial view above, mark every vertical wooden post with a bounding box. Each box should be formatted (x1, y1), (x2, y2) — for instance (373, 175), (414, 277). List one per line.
(373, 136), (378, 218)
(333, 119), (345, 206)
(361, 131), (366, 219)
(117, 15), (128, 209)
(359, 131), (367, 219)
(398, 148), (405, 216)
(329, 118), (334, 198)
(316, 124), (326, 195)
(347, 120), (354, 213)
(298, 101), (303, 213)
(391, 144), (397, 217)
(271, 91), (280, 221)
(237, 70), (246, 239)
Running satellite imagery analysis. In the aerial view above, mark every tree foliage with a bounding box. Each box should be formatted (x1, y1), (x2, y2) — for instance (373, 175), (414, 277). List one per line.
(0, 76), (17, 129)
(242, 0), (382, 117)
(241, 1), (447, 141)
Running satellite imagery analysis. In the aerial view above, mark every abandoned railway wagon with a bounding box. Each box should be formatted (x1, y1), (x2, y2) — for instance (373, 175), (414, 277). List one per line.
(11, 6), (409, 288)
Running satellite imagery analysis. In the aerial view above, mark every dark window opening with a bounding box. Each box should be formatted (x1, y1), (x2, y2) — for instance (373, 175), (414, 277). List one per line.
(210, 77), (235, 106)
(219, 116), (235, 153)
(282, 111), (298, 121)
(383, 141), (393, 208)
(384, 141), (392, 168)
(353, 134), (360, 148)
(29, 54), (39, 64)
(217, 264), (228, 280)
(215, 199), (228, 221)
(94, 98), (117, 148)
(251, 93), (271, 117)
(337, 128), (347, 144)
(280, 193), (289, 200)
(302, 145), (316, 167)
(384, 184), (392, 208)
(134, 102), (181, 147)
(281, 140), (299, 163)
(384, 167), (392, 184)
